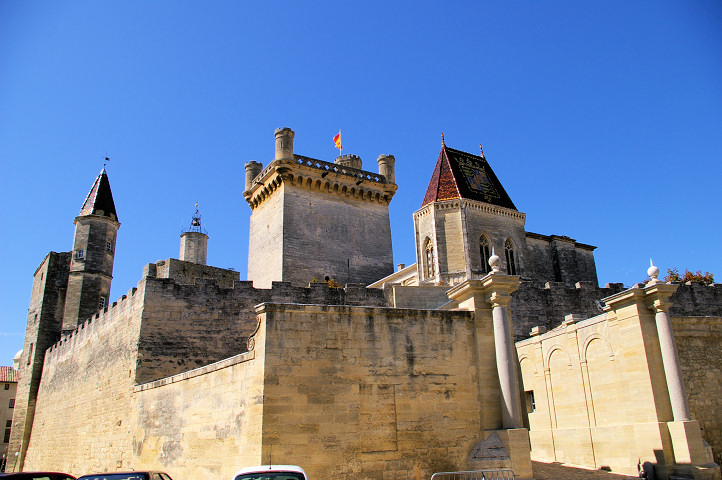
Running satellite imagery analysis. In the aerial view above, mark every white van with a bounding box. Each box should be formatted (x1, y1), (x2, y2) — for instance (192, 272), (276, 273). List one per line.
(232, 465), (308, 480)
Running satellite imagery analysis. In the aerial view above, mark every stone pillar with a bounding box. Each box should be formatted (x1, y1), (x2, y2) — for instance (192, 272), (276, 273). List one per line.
(274, 127), (294, 162)
(645, 285), (690, 422)
(447, 268), (532, 479)
(490, 289), (523, 428)
(377, 154), (395, 184)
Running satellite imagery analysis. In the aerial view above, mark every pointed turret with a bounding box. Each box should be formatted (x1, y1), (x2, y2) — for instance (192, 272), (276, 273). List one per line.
(414, 139), (526, 285)
(78, 168), (118, 220)
(422, 142), (516, 210)
(62, 169), (120, 332)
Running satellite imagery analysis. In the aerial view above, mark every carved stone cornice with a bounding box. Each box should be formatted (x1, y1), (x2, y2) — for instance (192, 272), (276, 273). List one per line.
(413, 198), (526, 223)
(244, 155), (397, 210)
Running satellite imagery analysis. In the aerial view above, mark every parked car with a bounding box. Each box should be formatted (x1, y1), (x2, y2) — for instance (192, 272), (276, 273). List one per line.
(0, 473), (76, 480)
(232, 465), (308, 480)
(76, 473), (172, 480)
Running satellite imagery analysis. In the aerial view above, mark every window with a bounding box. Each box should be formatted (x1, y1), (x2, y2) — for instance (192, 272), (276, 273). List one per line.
(5, 420), (10, 428)
(27, 343), (33, 365)
(99, 296), (106, 309)
(480, 234), (491, 274)
(9, 398), (15, 408)
(4, 383), (8, 390)
(3, 428), (10, 443)
(106, 241), (113, 252)
(525, 390), (536, 413)
(76, 249), (84, 259)
(505, 238), (517, 275)
(424, 238), (435, 279)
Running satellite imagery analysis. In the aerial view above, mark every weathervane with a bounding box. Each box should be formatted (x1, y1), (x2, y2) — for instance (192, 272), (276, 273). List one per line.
(103, 156), (110, 168)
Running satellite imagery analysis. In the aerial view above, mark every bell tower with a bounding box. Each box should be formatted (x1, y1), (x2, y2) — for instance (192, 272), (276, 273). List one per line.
(61, 168), (120, 333)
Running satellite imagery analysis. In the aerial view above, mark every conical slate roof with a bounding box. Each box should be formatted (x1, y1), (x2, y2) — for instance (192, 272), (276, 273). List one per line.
(79, 169), (118, 221)
(421, 143), (516, 210)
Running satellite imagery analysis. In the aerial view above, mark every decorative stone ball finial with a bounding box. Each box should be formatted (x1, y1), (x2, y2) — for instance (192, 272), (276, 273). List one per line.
(647, 259), (662, 286)
(489, 247), (502, 273)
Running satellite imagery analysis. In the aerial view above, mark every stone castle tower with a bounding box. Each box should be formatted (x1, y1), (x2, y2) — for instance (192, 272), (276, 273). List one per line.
(414, 139), (598, 287)
(62, 169), (120, 333)
(244, 127), (398, 288)
(10, 169), (119, 469)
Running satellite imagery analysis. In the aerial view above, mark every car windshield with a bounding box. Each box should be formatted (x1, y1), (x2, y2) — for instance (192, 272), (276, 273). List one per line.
(78, 476), (147, 480)
(234, 473), (305, 480)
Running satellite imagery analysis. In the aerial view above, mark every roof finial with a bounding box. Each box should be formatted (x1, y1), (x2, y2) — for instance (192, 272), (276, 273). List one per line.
(103, 156), (110, 169)
(441, 132), (445, 146)
(479, 144), (485, 158)
(646, 259), (661, 286)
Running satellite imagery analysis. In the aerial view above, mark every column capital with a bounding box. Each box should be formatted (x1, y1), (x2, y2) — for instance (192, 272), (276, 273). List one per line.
(643, 283), (678, 313)
(489, 291), (513, 308)
(446, 274), (521, 310)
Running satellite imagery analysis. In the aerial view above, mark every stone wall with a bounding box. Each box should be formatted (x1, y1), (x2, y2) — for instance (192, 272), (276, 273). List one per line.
(523, 233), (598, 286)
(135, 267), (387, 384)
(21, 285), (144, 475)
(510, 281), (625, 341)
(673, 316), (722, 465)
(7, 251), (70, 472)
(257, 303), (481, 479)
(515, 289), (722, 477)
(281, 183), (394, 287)
(669, 283), (722, 317)
(132, 351), (265, 479)
(515, 307), (672, 476)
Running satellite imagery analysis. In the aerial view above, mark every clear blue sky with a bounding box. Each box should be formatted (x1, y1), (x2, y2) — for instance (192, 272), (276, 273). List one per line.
(1, 1), (721, 366)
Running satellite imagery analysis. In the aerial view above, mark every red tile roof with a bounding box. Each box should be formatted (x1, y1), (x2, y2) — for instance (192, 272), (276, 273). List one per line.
(0, 366), (19, 383)
(421, 144), (517, 210)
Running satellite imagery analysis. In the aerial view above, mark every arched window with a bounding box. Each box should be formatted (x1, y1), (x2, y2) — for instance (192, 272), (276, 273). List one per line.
(425, 238), (435, 279)
(480, 234), (491, 274)
(505, 238), (517, 275)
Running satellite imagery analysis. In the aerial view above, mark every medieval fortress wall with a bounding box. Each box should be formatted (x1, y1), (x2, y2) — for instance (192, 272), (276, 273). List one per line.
(24, 284), (144, 474)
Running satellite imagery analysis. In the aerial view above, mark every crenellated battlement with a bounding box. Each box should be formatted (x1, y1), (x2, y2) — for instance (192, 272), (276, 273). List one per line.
(47, 285), (141, 359)
(245, 154), (397, 210)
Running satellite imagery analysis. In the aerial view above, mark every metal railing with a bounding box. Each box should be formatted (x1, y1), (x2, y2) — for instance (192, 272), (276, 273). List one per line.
(431, 469), (517, 480)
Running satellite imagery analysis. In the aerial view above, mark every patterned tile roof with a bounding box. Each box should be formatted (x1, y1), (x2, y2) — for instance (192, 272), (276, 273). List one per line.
(0, 366), (19, 383)
(79, 168), (118, 221)
(422, 144), (517, 210)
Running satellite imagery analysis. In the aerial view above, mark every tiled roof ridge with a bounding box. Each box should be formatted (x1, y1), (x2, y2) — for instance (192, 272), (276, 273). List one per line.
(421, 144), (462, 206)
(0, 366), (19, 383)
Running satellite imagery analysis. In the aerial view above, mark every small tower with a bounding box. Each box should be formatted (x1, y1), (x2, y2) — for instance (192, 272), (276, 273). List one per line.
(62, 168), (120, 333)
(180, 203), (208, 265)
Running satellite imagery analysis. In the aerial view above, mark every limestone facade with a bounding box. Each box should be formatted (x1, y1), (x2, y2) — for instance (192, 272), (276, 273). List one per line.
(8, 128), (722, 480)
(516, 284), (722, 478)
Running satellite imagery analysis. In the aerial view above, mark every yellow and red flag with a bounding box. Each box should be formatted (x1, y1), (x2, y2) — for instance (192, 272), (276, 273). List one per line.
(333, 132), (342, 151)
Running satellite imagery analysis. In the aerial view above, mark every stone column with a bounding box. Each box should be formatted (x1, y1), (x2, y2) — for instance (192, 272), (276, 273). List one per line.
(646, 286), (690, 421)
(490, 289), (522, 428)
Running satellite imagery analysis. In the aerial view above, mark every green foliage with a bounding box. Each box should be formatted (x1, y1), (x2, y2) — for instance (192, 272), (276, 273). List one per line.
(663, 268), (715, 285)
